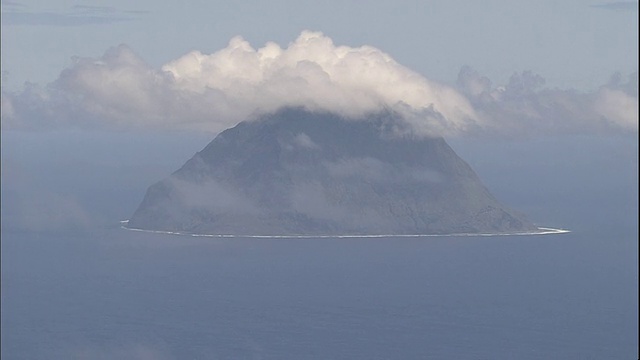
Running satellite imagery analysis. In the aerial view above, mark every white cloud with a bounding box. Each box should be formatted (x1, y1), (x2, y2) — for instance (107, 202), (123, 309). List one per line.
(1, 31), (637, 137)
(1, 31), (476, 135)
(594, 87), (639, 131)
(159, 30), (479, 133)
(168, 177), (258, 214)
(456, 69), (639, 136)
(293, 133), (320, 149)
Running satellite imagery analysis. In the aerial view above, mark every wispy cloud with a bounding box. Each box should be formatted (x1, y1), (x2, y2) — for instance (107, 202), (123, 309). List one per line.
(1, 159), (97, 232)
(591, 1), (638, 11)
(0, 2), (149, 26)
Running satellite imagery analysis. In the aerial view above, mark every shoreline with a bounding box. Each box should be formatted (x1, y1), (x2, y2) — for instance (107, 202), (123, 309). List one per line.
(119, 220), (570, 238)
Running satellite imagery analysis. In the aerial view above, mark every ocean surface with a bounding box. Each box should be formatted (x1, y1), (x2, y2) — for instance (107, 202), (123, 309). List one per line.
(1, 131), (637, 359)
(1, 225), (637, 360)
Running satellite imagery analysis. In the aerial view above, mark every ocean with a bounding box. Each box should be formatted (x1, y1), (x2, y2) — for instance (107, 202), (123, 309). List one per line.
(1, 131), (637, 359)
(1, 225), (637, 359)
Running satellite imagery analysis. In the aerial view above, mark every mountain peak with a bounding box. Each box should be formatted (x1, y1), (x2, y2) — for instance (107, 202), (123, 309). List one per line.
(128, 109), (536, 235)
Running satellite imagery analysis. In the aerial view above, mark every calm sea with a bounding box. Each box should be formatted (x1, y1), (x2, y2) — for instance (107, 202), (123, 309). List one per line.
(2, 132), (637, 359)
(1, 225), (637, 359)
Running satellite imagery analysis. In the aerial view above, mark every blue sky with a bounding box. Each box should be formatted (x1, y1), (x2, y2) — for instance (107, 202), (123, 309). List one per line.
(1, 0), (637, 137)
(1, 0), (637, 91)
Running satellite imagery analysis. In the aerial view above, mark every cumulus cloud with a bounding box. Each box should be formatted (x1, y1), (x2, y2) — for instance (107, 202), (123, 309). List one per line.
(1, 31), (476, 135)
(456, 66), (638, 137)
(1, 31), (637, 137)
(161, 32), (477, 131)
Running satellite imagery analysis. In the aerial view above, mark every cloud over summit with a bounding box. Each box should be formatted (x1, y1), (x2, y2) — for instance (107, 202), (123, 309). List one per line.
(1, 31), (637, 137)
(160, 31), (477, 130)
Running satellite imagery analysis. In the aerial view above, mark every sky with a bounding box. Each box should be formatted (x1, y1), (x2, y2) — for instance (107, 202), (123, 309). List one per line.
(1, 0), (638, 137)
(0, 0), (638, 231)
(1, 4), (638, 358)
(1, 0), (638, 90)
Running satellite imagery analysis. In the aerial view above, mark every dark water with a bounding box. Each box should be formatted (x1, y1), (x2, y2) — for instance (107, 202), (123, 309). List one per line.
(2, 226), (637, 359)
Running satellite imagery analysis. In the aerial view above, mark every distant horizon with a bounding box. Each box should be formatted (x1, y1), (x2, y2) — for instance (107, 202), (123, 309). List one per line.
(1, 3), (637, 357)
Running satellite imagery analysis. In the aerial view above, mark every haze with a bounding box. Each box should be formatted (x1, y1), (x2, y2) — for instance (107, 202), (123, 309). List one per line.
(1, 1), (638, 359)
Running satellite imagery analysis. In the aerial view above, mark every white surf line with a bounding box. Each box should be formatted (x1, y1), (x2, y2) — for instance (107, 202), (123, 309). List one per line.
(119, 220), (570, 238)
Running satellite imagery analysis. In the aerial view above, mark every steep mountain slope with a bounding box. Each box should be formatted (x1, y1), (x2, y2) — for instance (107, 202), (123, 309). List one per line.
(129, 108), (537, 235)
